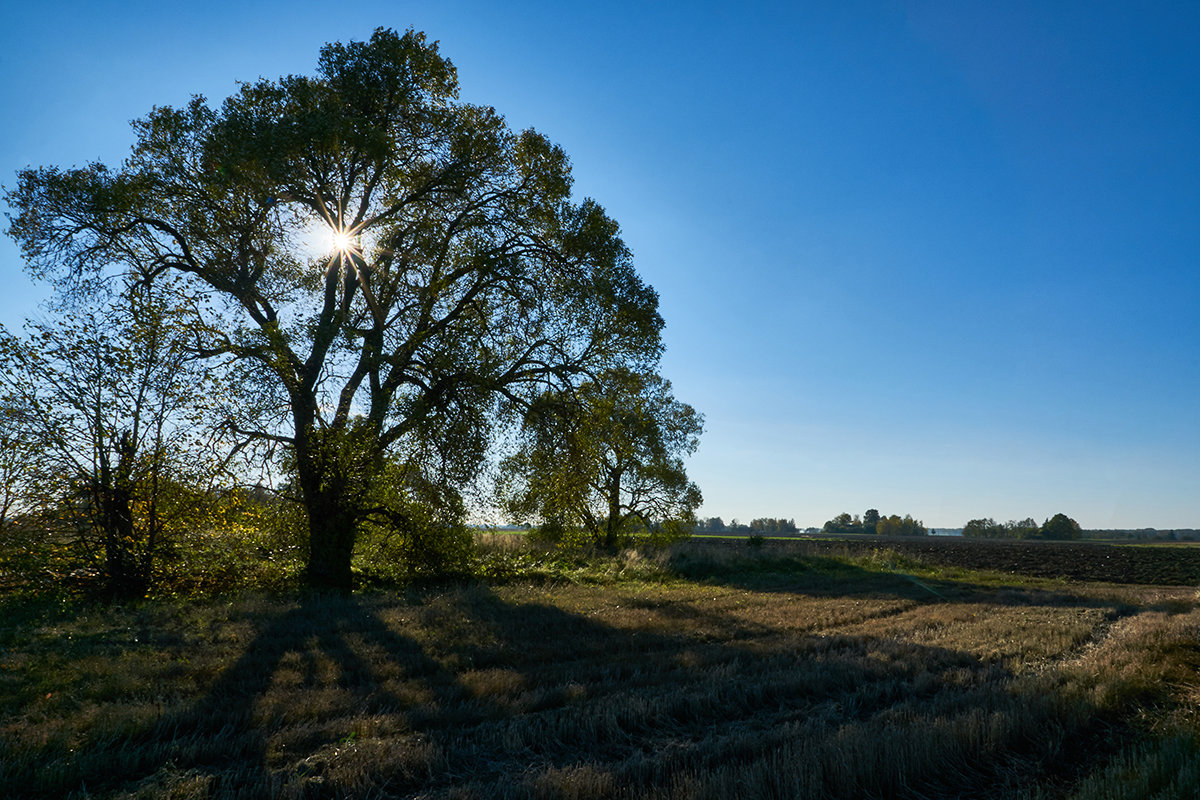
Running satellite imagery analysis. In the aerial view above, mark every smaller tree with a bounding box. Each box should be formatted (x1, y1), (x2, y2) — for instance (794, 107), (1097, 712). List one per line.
(0, 282), (219, 597)
(876, 513), (927, 536)
(0, 398), (34, 531)
(823, 512), (855, 533)
(0, 398), (44, 592)
(501, 368), (702, 550)
(1039, 513), (1082, 540)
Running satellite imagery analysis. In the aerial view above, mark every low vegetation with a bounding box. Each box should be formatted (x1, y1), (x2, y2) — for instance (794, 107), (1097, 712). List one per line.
(3, 538), (1198, 799)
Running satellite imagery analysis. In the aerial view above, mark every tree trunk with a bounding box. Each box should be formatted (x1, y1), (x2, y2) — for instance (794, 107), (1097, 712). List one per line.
(294, 421), (375, 592)
(603, 469), (622, 551)
(100, 483), (147, 599)
(304, 488), (358, 591)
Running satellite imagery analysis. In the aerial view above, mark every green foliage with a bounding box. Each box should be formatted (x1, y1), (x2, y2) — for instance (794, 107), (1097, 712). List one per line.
(155, 486), (305, 597)
(823, 512), (860, 533)
(471, 537), (672, 585)
(0, 400), (34, 531)
(748, 517), (797, 534)
(0, 518), (78, 599)
(963, 514), (1080, 540)
(875, 513), (928, 536)
(823, 510), (927, 535)
(962, 517), (1003, 538)
(1041, 513), (1083, 540)
(500, 367), (702, 551)
(0, 281), (222, 598)
(279, 420), (476, 582)
(861, 546), (929, 572)
(0, 482), (304, 600)
(6, 28), (666, 588)
(863, 508), (880, 529)
(1009, 517), (1041, 538)
(353, 459), (476, 581)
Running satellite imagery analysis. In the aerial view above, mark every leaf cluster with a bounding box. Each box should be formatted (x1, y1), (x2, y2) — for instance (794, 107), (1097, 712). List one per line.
(501, 367), (703, 549)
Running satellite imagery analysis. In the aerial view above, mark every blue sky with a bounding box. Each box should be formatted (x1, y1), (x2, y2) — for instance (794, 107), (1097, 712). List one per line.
(2, 1), (1198, 528)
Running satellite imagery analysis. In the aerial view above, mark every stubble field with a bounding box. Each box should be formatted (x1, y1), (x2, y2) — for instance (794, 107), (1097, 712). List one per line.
(2, 539), (1199, 799)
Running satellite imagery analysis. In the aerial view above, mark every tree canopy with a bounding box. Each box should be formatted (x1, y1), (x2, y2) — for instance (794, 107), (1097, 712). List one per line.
(6, 28), (671, 588)
(1040, 513), (1083, 540)
(874, 514), (928, 537)
(500, 368), (702, 549)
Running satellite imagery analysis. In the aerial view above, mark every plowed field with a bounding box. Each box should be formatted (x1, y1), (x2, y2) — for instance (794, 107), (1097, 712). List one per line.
(799, 536), (1200, 585)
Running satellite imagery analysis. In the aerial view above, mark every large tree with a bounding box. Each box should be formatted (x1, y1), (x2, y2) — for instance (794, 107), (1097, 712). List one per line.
(6, 28), (663, 588)
(501, 368), (702, 550)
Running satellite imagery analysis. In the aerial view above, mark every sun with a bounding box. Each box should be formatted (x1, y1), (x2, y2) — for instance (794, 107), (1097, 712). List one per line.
(330, 229), (355, 255)
(298, 218), (363, 262)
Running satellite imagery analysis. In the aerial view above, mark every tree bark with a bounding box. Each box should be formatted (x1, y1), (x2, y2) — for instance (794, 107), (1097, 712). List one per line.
(303, 487), (358, 591)
(294, 420), (375, 591)
(100, 484), (147, 599)
(603, 468), (622, 551)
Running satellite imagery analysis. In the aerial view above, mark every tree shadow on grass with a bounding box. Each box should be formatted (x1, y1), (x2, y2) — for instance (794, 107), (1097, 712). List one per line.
(397, 584), (1121, 800)
(7, 576), (1152, 799)
(171, 592), (461, 793)
(15, 591), (472, 798)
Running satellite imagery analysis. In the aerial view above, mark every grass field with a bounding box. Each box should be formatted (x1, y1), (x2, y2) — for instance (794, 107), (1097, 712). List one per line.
(2, 539), (1199, 798)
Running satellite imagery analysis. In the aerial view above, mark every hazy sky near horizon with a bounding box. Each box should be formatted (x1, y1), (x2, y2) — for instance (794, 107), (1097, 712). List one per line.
(2, 1), (1197, 528)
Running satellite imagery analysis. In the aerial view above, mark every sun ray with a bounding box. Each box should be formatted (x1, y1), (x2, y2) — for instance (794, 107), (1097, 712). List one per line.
(331, 230), (355, 254)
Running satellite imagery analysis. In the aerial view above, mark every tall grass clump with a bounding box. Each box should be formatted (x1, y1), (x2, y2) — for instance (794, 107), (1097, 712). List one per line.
(1053, 734), (1200, 800)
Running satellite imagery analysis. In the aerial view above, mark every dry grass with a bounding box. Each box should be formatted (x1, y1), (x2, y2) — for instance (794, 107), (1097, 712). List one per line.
(2, 540), (1199, 798)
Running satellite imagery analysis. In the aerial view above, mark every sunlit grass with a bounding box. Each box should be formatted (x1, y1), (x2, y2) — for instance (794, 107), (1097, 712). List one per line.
(3, 541), (1199, 798)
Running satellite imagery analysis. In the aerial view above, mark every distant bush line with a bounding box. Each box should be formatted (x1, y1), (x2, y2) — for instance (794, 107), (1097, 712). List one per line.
(823, 510), (928, 536)
(963, 514), (1082, 540)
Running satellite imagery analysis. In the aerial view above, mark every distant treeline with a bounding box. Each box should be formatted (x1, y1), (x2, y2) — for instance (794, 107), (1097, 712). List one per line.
(1085, 528), (1200, 542)
(824, 510), (927, 536)
(695, 517), (800, 534)
(692, 514), (1197, 542)
(963, 514), (1081, 540)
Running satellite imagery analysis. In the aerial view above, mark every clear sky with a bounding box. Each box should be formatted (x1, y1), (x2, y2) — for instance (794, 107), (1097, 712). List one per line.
(2, 1), (1198, 529)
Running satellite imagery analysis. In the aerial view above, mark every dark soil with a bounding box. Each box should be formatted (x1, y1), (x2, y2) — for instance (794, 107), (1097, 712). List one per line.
(783, 536), (1200, 586)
